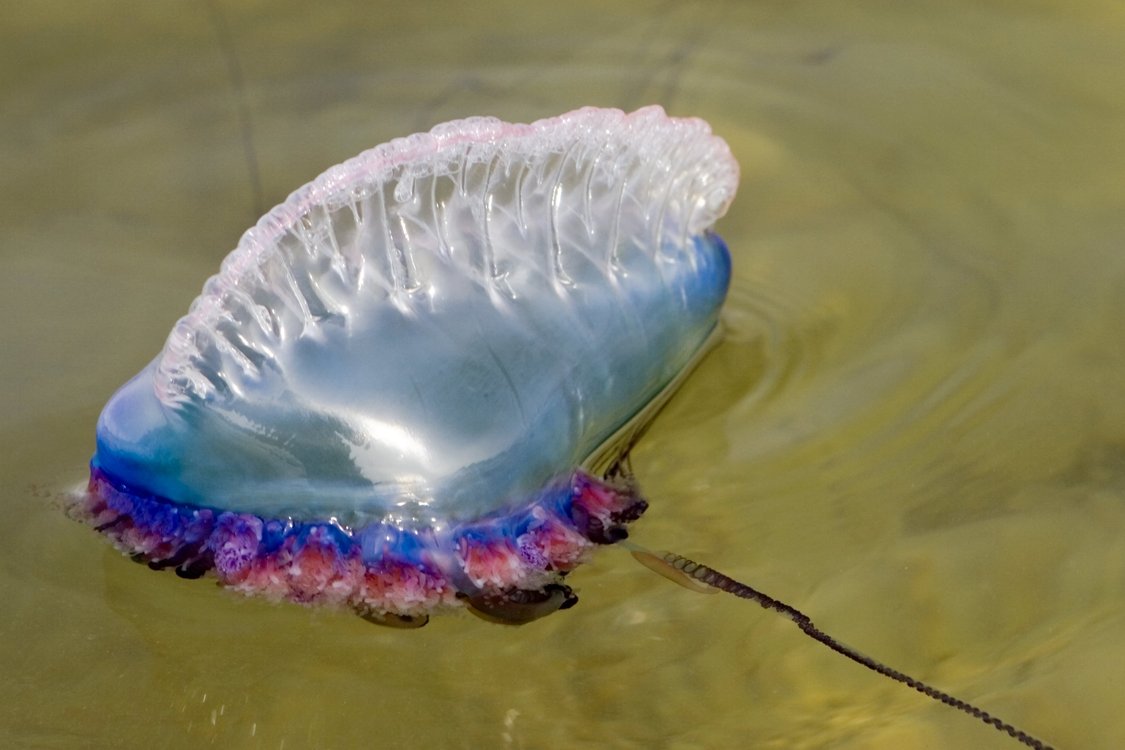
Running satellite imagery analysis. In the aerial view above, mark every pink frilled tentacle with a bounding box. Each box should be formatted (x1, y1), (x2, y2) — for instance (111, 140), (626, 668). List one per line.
(75, 465), (646, 624)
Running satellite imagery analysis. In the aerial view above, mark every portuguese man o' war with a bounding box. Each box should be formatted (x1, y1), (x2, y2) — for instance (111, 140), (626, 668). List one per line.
(78, 106), (737, 626)
(74, 106), (1052, 748)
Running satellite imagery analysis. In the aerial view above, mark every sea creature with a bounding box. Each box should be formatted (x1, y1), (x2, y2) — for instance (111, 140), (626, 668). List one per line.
(76, 106), (738, 627)
(73, 105), (1054, 748)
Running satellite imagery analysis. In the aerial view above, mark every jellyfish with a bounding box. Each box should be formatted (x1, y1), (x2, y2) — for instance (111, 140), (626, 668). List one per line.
(73, 106), (1051, 748)
(77, 106), (736, 626)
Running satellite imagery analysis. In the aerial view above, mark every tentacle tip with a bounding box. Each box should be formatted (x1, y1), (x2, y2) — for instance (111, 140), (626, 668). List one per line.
(460, 583), (578, 625)
(631, 549), (716, 595)
(356, 608), (430, 629)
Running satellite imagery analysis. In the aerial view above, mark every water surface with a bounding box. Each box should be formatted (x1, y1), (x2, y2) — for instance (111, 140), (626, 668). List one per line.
(3, 2), (1125, 748)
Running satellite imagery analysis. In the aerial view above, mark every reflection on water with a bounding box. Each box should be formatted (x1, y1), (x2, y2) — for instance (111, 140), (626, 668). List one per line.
(3, 1), (1125, 748)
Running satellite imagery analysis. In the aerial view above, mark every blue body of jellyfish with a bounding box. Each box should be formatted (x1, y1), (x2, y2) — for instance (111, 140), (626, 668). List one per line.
(79, 106), (738, 625)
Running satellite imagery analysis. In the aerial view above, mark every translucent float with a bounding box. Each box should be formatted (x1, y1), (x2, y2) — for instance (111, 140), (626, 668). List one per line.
(76, 106), (738, 626)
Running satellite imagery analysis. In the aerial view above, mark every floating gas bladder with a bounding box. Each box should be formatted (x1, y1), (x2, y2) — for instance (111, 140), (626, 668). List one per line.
(76, 106), (738, 626)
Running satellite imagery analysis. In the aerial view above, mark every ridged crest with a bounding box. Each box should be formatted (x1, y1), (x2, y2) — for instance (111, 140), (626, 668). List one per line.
(156, 106), (738, 404)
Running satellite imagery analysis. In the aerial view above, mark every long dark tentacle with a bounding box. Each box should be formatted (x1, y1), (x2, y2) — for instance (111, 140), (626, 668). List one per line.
(658, 551), (1054, 750)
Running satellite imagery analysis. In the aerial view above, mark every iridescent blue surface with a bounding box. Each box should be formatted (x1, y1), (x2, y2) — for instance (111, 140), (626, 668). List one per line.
(92, 107), (738, 529)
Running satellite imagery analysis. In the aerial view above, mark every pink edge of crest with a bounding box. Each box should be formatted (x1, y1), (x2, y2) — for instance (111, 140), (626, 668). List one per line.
(234, 104), (733, 284)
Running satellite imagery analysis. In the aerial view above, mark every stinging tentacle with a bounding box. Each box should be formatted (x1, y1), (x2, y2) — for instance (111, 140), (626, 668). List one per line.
(655, 552), (1054, 750)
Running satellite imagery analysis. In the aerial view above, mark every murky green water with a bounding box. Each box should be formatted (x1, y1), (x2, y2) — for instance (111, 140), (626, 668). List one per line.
(4, 2), (1125, 748)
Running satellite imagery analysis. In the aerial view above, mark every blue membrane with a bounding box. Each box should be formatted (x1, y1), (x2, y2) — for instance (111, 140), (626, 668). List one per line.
(79, 107), (737, 623)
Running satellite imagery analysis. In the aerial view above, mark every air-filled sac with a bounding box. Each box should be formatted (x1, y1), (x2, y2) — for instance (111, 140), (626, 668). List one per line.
(77, 106), (738, 625)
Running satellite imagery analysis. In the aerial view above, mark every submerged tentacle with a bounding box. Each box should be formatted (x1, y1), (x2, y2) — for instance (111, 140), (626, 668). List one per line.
(460, 583), (579, 625)
(642, 551), (1054, 750)
(356, 608), (430, 629)
(627, 546), (715, 595)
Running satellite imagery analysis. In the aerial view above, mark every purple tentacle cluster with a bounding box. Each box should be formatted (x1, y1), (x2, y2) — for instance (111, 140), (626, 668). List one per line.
(77, 466), (646, 623)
